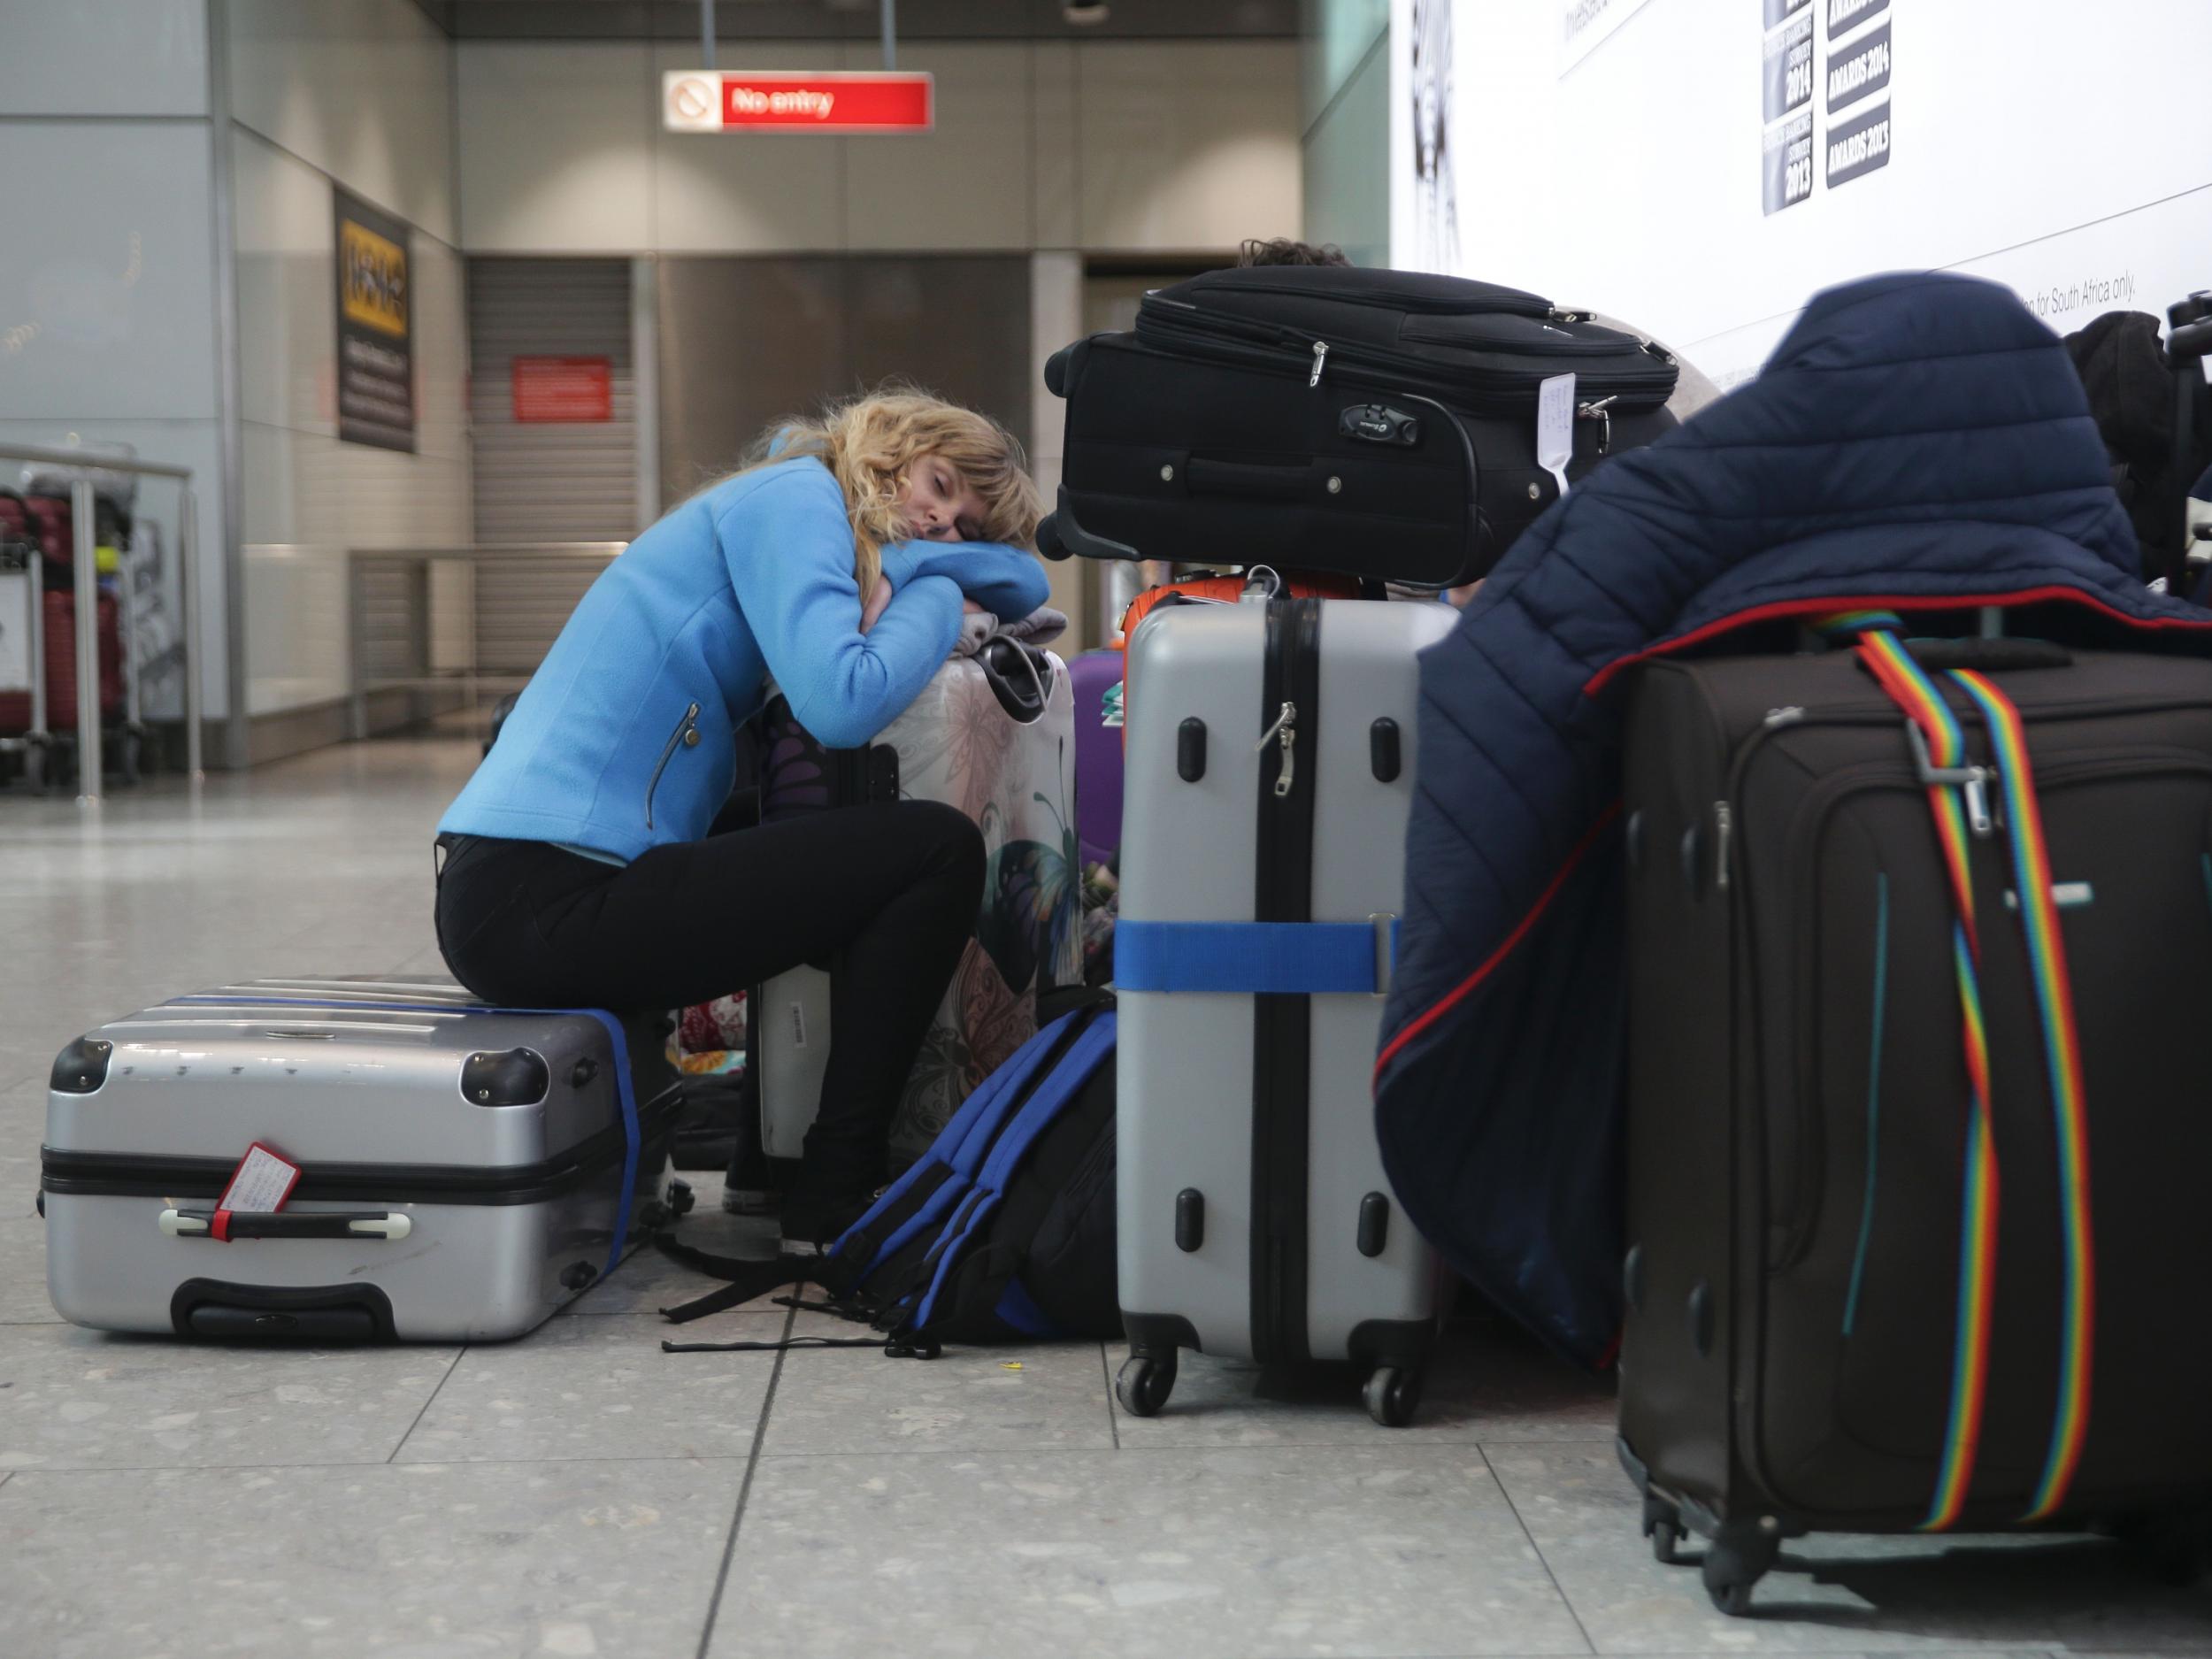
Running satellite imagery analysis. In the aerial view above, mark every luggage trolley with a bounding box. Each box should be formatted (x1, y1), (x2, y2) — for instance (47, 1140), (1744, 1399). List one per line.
(0, 525), (51, 790)
(0, 442), (207, 796)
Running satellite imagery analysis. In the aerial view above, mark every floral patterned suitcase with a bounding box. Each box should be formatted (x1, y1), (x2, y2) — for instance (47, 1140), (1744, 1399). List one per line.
(749, 641), (1082, 1168)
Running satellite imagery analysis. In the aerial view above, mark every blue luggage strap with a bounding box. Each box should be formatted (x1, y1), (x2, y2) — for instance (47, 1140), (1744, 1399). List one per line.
(173, 995), (648, 1282)
(1112, 918), (1399, 995)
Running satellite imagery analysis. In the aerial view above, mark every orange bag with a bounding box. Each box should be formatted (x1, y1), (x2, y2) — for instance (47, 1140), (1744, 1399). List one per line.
(1115, 570), (1363, 743)
(1117, 570), (1361, 657)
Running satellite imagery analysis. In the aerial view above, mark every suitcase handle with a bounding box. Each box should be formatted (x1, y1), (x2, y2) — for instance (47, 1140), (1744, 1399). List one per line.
(1186, 457), (1313, 502)
(159, 1208), (413, 1241)
(1890, 637), (2071, 672)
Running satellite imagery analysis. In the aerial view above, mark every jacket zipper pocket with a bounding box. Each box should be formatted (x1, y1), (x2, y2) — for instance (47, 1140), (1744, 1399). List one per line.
(644, 702), (701, 831)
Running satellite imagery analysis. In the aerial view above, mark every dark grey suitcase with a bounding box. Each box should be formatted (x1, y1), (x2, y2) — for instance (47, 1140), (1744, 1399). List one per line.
(1618, 642), (2212, 1612)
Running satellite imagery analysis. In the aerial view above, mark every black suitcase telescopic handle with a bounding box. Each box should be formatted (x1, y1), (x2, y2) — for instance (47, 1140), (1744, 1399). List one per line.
(159, 1208), (413, 1241)
(2170, 316), (2212, 365)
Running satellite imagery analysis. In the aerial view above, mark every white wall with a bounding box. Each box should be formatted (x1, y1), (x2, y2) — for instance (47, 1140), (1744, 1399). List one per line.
(0, 0), (228, 724)
(227, 0), (457, 246)
(1390, 0), (2212, 388)
(0, 0), (209, 118)
(457, 39), (1302, 255)
(227, 0), (470, 718)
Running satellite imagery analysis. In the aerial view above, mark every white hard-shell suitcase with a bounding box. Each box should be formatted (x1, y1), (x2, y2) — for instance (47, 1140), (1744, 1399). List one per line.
(751, 644), (1083, 1168)
(1112, 596), (1450, 1425)
(40, 978), (685, 1341)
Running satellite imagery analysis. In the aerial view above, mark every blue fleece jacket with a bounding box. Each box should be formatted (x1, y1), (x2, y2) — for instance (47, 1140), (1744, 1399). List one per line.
(438, 457), (1050, 862)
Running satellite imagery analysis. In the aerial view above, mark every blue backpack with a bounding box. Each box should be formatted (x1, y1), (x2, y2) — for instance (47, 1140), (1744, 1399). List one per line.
(658, 996), (1119, 1355)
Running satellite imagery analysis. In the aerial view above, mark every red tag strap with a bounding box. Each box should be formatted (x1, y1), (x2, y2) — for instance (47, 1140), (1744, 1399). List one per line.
(211, 1209), (234, 1243)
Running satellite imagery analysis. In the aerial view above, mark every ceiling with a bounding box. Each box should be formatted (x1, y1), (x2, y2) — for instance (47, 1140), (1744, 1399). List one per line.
(423, 0), (1299, 42)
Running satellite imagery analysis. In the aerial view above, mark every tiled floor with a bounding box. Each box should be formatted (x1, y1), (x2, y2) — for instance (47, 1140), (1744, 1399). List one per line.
(2, 738), (2208, 1657)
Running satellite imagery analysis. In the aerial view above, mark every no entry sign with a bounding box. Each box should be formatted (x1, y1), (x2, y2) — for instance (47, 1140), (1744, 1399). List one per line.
(663, 71), (934, 134)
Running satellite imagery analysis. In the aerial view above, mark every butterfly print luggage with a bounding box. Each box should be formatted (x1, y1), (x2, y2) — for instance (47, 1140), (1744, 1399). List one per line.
(749, 640), (1082, 1170)
(1109, 595), (1450, 1425)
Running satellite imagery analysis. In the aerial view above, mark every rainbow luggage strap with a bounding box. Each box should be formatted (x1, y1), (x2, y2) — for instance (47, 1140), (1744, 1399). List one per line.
(1848, 625), (2095, 1530)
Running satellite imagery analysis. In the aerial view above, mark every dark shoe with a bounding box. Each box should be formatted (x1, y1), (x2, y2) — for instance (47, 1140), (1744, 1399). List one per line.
(780, 1189), (875, 1252)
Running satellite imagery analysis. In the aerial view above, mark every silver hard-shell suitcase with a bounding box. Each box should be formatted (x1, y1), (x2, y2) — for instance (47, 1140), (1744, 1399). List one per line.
(1112, 597), (1450, 1425)
(40, 978), (685, 1342)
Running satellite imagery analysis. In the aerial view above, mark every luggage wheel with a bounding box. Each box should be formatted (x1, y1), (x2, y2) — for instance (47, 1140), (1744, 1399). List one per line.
(1115, 1352), (1176, 1417)
(1641, 1494), (1687, 1566)
(1701, 1520), (1780, 1617)
(1363, 1363), (1422, 1428)
(2113, 1511), (2212, 1586)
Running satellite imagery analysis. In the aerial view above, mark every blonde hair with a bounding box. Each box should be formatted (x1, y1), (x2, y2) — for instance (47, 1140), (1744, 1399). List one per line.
(740, 385), (1041, 603)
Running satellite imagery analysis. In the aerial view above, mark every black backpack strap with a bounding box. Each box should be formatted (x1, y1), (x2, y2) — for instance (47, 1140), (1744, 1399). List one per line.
(653, 1235), (816, 1325)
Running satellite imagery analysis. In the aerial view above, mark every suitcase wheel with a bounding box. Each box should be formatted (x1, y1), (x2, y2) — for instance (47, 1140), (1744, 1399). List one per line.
(1363, 1364), (1423, 1428)
(1115, 1352), (1177, 1417)
(1700, 1521), (1780, 1617)
(1641, 1494), (1686, 1566)
(2114, 1511), (2212, 1586)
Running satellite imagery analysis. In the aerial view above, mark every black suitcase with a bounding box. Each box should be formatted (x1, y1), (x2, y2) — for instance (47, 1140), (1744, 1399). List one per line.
(1618, 636), (2212, 1614)
(1040, 265), (1679, 588)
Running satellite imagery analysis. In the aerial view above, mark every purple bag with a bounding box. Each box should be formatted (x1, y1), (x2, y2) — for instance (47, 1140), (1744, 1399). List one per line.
(1069, 649), (1125, 869)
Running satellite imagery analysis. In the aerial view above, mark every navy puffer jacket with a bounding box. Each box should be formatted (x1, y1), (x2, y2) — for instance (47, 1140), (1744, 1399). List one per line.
(1375, 271), (2212, 1366)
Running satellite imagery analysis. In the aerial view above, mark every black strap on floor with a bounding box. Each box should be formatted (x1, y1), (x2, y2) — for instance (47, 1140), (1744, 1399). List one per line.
(664, 1333), (889, 1355)
(662, 1330), (943, 1357)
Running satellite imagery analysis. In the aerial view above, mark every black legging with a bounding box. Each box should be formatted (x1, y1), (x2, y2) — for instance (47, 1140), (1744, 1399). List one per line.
(434, 803), (985, 1201)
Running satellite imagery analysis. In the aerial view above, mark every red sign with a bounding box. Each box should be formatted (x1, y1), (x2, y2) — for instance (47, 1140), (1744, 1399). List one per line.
(663, 71), (934, 134)
(511, 357), (612, 423)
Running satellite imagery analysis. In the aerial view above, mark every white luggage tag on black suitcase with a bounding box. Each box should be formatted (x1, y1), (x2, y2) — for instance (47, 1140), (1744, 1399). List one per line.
(40, 978), (686, 1342)
(1111, 596), (1449, 1425)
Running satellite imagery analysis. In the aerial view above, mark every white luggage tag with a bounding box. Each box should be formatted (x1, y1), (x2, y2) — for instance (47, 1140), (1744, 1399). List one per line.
(1536, 373), (1577, 503)
(211, 1141), (301, 1241)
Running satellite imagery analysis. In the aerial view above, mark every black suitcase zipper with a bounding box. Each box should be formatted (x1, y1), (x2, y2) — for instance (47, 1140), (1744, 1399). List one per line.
(41, 1085), (683, 1207)
(1249, 597), (1321, 1365)
(1136, 301), (1677, 415)
(1709, 699), (2212, 1255)
(1763, 745), (2212, 1276)
(1181, 272), (1556, 317)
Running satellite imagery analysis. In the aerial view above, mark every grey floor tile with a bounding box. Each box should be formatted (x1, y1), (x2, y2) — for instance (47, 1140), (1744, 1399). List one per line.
(0, 1160), (38, 1214)
(0, 1215), (58, 1322)
(396, 1310), (783, 1463)
(391, 941), (448, 975)
(1110, 1315), (1617, 1449)
(712, 1444), (1592, 1659)
(0, 1323), (459, 1470)
(569, 1173), (800, 1317)
(1486, 1441), (2212, 1653)
(0, 1457), (741, 1659)
(763, 1317), (1115, 1456)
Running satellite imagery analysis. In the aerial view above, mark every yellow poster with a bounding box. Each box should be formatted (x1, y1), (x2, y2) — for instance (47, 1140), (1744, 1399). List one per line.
(334, 188), (415, 452)
(340, 219), (408, 338)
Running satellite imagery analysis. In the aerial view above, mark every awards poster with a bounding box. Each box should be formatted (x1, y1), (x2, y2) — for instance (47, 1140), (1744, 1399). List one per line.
(334, 189), (416, 452)
(1391, 0), (2212, 388)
